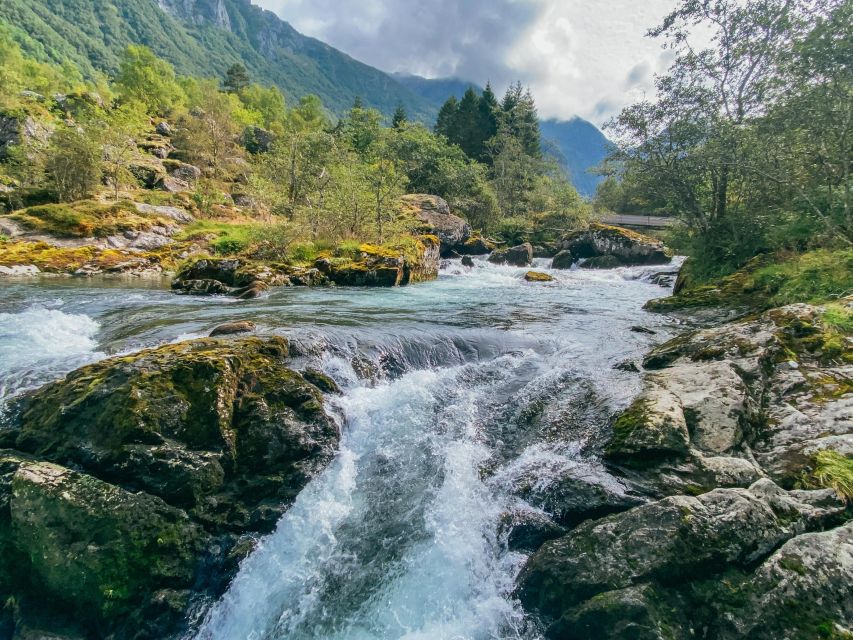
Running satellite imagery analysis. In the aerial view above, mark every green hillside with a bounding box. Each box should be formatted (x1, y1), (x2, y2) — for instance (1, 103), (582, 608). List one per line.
(0, 0), (436, 120)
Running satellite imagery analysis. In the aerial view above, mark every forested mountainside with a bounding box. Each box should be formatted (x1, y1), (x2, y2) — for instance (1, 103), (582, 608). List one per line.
(0, 0), (435, 119)
(397, 73), (612, 197)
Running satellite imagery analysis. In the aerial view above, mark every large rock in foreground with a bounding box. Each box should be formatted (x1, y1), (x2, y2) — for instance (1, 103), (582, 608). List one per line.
(0, 336), (340, 638)
(517, 480), (850, 639)
(402, 194), (471, 255)
(553, 223), (671, 269)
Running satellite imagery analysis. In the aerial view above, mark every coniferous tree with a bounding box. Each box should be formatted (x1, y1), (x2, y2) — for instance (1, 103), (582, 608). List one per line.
(455, 87), (481, 158)
(435, 96), (459, 139)
(476, 83), (499, 162)
(392, 104), (408, 128)
(223, 63), (250, 93)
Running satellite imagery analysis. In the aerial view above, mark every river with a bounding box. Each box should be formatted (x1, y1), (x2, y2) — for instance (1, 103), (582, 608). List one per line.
(0, 256), (681, 640)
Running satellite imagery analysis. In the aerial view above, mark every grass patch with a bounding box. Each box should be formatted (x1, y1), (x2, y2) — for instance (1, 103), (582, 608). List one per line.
(647, 249), (853, 312)
(8, 200), (174, 238)
(753, 249), (853, 306)
(800, 450), (853, 500)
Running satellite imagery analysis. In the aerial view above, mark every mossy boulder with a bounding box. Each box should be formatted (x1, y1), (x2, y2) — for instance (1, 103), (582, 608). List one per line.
(456, 234), (495, 256)
(1, 336), (339, 637)
(317, 236), (440, 286)
(10, 461), (204, 632)
(488, 242), (533, 267)
(401, 194), (471, 255)
(558, 223), (671, 268)
(605, 393), (690, 466)
(524, 271), (554, 282)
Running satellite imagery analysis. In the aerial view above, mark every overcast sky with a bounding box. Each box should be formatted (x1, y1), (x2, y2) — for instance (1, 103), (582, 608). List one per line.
(253, 0), (681, 126)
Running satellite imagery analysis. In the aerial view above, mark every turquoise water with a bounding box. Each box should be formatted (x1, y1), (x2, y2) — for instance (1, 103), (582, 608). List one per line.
(0, 257), (680, 639)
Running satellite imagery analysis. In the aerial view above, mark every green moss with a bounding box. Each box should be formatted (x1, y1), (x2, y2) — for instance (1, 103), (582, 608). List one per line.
(648, 250), (853, 313)
(7, 200), (177, 238)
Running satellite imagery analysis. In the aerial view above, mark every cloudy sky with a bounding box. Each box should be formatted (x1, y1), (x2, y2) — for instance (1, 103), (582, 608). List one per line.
(253, 0), (681, 126)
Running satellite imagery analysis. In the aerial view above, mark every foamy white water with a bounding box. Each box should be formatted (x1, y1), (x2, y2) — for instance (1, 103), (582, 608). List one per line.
(0, 305), (103, 405)
(1, 258), (682, 638)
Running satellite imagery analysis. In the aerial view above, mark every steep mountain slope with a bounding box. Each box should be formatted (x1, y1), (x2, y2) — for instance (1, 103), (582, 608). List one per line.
(540, 118), (612, 197)
(392, 73), (483, 107)
(0, 0), (436, 119)
(397, 74), (612, 197)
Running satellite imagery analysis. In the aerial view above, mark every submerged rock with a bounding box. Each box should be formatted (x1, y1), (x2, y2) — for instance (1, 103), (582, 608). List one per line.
(557, 223), (671, 269)
(550, 250), (574, 270)
(488, 242), (533, 267)
(1, 336), (340, 638)
(208, 320), (256, 336)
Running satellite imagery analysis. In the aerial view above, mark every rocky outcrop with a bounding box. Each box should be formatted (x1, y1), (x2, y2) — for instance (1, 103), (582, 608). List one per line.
(517, 480), (850, 639)
(517, 301), (852, 638)
(315, 237), (440, 287)
(402, 194), (471, 256)
(488, 242), (533, 267)
(553, 223), (671, 269)
(604, 303), (852, 497)
(0, 336), (340, 638)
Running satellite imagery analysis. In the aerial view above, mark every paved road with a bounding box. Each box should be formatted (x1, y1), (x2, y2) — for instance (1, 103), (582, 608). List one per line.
(601, 214), (677, 228)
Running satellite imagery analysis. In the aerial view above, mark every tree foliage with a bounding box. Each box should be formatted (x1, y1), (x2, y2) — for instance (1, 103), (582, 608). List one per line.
(603, 0), (852, 278)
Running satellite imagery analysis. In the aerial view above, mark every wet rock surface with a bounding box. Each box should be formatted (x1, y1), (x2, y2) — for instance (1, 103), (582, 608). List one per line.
(517, 302), (853, 639)
(488, 242), (533, 267)
(0, 337), (340, 639)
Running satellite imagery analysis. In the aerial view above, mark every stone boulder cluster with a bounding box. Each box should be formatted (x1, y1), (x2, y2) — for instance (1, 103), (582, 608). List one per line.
(0, 337), (340, 638)
(515, 302), (853, 639)
(552, 223), (672, 270)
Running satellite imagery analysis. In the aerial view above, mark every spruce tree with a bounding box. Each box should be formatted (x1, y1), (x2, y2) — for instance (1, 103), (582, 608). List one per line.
(455, 87), (481, 158)
(435, 96), (459, 139)
(476, 83), (499, 163)
(392, 103), (408, 128)
(223, 63), (250, 93)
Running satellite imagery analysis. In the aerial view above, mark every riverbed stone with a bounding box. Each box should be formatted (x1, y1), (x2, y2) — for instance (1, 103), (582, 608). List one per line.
(488, 242), (533, 267)
(557, 223), (671, 268)
(209, 320), (256, 336)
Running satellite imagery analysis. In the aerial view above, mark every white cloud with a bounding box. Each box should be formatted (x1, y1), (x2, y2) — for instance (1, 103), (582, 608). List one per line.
(254, 0), (682, 125)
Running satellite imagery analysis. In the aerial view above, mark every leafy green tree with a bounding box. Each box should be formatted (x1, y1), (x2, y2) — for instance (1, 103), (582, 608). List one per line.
(44, 126), (101, 202)
(223, 63), (250, 94)
(339, 103), (382, 157)
(175, 81), (244, 179)
(237, 84), (287, 131)
(114, 46), (184, 115)
(607, 0), (851, 277)
(98, 102), (147, 200)
(288, 95), (329, 132)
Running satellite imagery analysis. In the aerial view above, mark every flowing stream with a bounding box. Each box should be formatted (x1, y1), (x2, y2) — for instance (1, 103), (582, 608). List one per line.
(0, 257), (681, 640)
